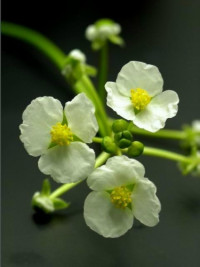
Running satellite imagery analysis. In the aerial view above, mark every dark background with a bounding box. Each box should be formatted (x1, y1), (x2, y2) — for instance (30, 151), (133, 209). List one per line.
(2, 0), (200, 266)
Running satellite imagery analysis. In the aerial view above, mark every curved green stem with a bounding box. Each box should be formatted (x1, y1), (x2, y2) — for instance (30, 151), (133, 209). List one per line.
(49, 152), (110, 199)
(130, 125), (186, 140)
(2, 21), (111, 137)
(2, 22), (65, 69)
(98, 43), (108, 103)
(143, 146), (192, 163)
(75, 75), (111, 136)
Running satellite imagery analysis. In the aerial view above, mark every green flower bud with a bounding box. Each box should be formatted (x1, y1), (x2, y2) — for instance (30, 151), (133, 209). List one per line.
(118, 138), (132, 149)
(128, 141), (144, 157)
(122, 130), (133, 141)
(112, 119), (129, 133)
(114, 132), (123, 143)
(102, 136), (118, 153)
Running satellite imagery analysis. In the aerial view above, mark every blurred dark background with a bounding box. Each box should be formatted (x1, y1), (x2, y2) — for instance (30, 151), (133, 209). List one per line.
(2, 0), (200, 266)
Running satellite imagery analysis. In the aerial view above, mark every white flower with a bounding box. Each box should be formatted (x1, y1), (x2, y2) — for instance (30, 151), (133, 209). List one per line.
(84, 156), (161, 238)
(20, 93), (98, 183)
(85, 19), (123, 50)
(105, 61), (179, 132)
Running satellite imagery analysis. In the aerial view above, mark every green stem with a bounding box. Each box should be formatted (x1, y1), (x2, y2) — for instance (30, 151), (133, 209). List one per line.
(130, 125), (186, 140)
(98, 43), (108, 103)
(49, 181), (82, 200)
(143, 146), (192, 163)
(92, 137), (102, 143)
(1, 22), (65, 69)
(2, 21), (111, 137)
(49, 152), (110, 199)
(75, 75), (111, 136)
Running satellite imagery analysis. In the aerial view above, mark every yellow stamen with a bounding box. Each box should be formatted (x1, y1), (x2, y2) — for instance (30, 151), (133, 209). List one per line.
(50, 122), (73, 146)
(110, 186), (132, 209)
(130, 88), (151, 111)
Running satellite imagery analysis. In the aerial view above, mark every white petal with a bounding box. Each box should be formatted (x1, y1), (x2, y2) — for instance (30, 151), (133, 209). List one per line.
(69, 49), (86, 63)
(38, 142), (95, 183)
(133, 90), (179, 132)
(105, 82), (136, 121)
(116, 61), (163, 97)
(132, 178), (161, 227)
(192, 120), (200, 132)
(85, 25), (97, 41)
(84, 191), (134, 238)
(19, 97), (63, 156)
(87, 156), (145, 191)
(64, 93), (98, 143)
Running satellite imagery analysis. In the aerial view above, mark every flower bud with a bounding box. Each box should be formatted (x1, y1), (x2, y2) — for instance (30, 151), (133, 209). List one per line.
(128, 141), (144, 157)
(112, 119), (129, 133)
(122, 130), (133, 141)
(102, 136), (118, 153)
(32, 192), (54, 213)
(118, 138), (132, 149)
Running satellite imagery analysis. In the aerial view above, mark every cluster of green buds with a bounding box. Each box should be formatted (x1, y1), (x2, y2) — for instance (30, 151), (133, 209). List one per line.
(32, 179), (69, 213)
(101, 119), (144, 157)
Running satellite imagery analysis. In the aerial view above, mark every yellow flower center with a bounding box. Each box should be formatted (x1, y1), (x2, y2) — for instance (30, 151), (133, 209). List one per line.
(50, 122), (73, 146)
(110, 186), (132, 209)
(130, 88), (151, 111)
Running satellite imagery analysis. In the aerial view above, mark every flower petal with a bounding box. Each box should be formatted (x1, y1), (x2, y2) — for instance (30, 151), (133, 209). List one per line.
(133, 90), (179, 132)
(105, 82), (136, 121)
(19, 97), (63, 156)
(116, 61), (163, 97)
(64, 93), (98, 143)
(38, 142), (95, 183)
(84, 191), (134, 238)
(132, 178), (161, 226)
(87, 156), (145, 191)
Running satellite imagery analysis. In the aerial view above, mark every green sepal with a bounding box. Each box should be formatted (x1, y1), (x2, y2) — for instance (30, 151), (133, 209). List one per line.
(128, 141), (144, 157)
(108, 35), (124, 46)
(32, 192), (54, 213)
(53, 198), (70, 210)
(91, 39), (105, 50)
(85, 65), (97, 77)
(41, 179), (51, 196)
(118, 138), (132, 149)
(126, 184), (135, 192)
(112, 119), (129, 133)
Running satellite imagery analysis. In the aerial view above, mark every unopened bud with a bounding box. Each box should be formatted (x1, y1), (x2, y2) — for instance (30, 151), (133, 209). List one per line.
(112, 119), (129, 133)
(127, 141), (144, 157)
(102, 136), (117, 153)
(118, 138), (132, 149)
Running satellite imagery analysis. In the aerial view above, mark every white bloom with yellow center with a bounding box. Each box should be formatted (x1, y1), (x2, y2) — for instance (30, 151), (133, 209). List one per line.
(105, 61), (179, 132)
(84, 156), (161, 238)
(20, 93), (98, 183)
